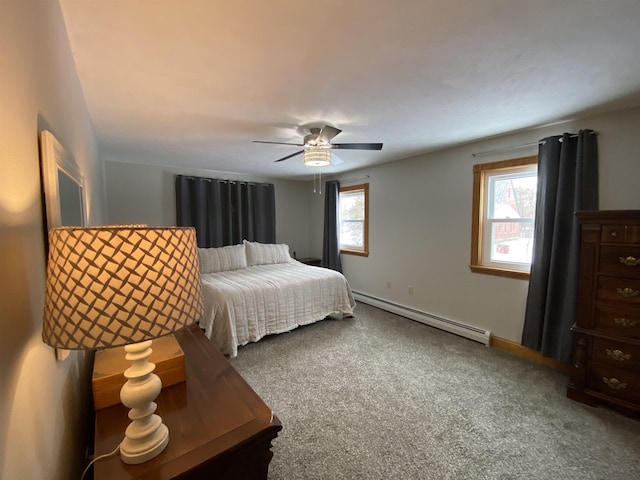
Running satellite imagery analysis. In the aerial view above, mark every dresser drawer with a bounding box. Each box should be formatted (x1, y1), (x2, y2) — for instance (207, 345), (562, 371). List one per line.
(588, 363), (640, 404)
(594, 303), (640, 339)
(591, 337), (640, 370)
(599, 246), (640, 278)
(601, 224), (640, 244)
(597, 276), (640, 305)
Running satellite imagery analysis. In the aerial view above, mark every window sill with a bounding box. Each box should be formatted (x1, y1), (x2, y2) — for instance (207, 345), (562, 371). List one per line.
(469, 264), (530, 280)
(341, 249), (369, 257)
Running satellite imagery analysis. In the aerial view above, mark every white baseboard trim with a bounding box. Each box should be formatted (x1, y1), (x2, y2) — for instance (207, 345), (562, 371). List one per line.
(352, 291), (491, 346)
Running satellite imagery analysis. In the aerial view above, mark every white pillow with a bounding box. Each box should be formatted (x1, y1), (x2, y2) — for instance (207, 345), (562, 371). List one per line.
(198, 244), (247, 273)
(244, 240), (293, 266)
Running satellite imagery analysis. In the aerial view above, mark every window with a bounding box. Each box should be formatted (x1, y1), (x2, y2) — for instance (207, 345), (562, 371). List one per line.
(470, 156), (537, 280)
(339, 183), (369, 256)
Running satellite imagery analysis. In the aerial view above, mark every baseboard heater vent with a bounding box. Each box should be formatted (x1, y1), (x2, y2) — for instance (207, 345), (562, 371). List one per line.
(352, 291), (491, 346)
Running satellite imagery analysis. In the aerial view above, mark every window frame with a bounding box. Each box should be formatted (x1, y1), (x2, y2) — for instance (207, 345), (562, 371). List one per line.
(470, 155), (537, 280)
(339, 183), (369, 257)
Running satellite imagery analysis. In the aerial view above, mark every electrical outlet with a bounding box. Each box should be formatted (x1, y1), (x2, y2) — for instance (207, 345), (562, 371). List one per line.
(408, 286), (414, 296)
(387, 281), (392, 289)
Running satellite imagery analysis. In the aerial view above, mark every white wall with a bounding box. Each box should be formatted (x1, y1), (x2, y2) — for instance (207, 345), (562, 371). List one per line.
(105, 107), (640, 345)
(309, 106), (640, 343)
(0, 1), (105, 478)
(104, 160), (314, 257)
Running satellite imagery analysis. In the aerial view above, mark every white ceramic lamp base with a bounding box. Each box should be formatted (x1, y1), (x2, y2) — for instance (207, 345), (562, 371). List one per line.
(119, 340), (169, 464)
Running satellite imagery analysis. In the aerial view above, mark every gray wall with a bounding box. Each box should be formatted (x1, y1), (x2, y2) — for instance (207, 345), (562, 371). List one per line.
(104, 107), (640, 345)
(309, 106), (640, 343)
(104, 161), (314, 258)
(100, 81), (640, 350)
(0, 1), (105, 478)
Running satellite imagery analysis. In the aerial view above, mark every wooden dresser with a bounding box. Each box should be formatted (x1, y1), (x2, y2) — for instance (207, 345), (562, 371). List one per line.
(567, 210), (640, 417)
(93, 324), (282, 479)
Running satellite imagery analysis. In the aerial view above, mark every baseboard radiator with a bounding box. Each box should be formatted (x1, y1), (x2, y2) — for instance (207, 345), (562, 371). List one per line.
(352, 291), (491, 346)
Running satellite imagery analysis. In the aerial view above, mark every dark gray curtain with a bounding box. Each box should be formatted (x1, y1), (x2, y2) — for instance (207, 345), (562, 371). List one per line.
(322, 180), (342, 272)
(522, 130), (598, 364)
(175, 175), (276, 248)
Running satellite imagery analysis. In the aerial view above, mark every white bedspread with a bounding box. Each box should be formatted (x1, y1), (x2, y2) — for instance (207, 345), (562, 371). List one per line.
(200, 261), (356, 357)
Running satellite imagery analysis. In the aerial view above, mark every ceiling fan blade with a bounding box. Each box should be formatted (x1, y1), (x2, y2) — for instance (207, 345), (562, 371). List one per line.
(331, 153), (344, 165)
(330, 143), (383, 150)
(274, 150), (304, 162)
(253, 140), (304, 146)
(316, 125), (342, 144)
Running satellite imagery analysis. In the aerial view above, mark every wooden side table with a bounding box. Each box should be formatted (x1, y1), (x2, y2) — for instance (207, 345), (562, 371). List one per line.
(298, 257), (321, 266)
(93, 324), (282, 479)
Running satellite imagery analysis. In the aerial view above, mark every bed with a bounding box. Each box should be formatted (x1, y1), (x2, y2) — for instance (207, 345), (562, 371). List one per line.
(198, 240), (356, 357)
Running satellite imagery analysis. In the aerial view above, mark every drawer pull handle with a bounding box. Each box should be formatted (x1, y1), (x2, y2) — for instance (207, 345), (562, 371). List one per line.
(614, 317), (638, 327)
(605, 349), (631, 361)
(602, 377), (627, 390)
(611, 231), (618, 237)
(619, 256), (640, 266)
(617, 287), (640, 298)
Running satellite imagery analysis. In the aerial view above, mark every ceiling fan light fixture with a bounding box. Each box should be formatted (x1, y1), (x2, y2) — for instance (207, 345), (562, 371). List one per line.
(303, 148), (331, 167)
(255, 124), (382, 163)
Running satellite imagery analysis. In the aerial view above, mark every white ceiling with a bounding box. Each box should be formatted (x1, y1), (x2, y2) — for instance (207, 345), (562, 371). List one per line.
(60, 0), (640, 180)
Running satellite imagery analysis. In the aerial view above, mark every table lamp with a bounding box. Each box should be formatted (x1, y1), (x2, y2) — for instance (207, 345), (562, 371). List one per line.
(42, 226), (204, 464)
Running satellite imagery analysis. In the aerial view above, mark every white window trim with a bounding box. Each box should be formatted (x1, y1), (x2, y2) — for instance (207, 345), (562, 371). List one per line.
(481, 164), (536, 272)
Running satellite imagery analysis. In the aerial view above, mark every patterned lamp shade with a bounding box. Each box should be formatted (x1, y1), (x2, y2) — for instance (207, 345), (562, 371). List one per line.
(42, 226), (204, 349)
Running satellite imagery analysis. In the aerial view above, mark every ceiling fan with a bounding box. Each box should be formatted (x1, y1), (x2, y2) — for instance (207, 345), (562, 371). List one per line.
(253, 125), (383, 163)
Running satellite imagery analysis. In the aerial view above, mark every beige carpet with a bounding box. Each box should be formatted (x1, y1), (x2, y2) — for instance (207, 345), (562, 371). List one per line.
(230, 302), (640, 480)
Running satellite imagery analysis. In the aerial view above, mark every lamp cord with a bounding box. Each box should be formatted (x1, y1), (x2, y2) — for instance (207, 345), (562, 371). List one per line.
(80, 440), (122, 480)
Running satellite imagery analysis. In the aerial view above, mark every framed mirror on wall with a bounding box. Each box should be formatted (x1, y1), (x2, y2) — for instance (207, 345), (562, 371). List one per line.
(40, 129), (87, 360)
(40, 129), (86, 232)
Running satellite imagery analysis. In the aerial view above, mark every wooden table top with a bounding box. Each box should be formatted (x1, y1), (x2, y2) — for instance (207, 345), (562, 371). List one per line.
(93, 324), (282, 479)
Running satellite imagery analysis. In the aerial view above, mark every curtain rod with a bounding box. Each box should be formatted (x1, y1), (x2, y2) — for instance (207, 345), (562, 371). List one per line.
(339, 174), (370, 184)
(471, 142), (540, 158)
(176, 174), (270, 186)
(471, 131), (597, 158)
